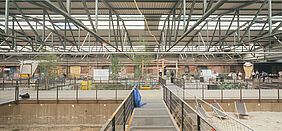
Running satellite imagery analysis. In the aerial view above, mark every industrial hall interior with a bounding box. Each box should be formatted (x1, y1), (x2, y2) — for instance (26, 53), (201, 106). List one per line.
(0, 0), (282, 131)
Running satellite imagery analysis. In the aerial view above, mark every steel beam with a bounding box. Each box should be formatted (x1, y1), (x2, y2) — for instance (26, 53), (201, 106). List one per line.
(82, 0), (96, 32)
(167, 0), (226, 52)
(239, 1), (266, 44)
(102, 0), (133, 50)
(13, 1), (45, 51)
(158, 0), (182, 45)
(1, 52), (282, 55)
(67, 0), (71, 14)
(40, 0), (121, 52)
(184, 0), (196, 32)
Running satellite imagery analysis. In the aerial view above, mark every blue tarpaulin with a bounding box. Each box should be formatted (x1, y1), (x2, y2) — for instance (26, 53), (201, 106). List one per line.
(133, 87), (146, 107)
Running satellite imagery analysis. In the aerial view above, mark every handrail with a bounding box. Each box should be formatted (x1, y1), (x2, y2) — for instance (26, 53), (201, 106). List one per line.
(171, 83), (255, 131)
(163, 85), (217, 131)
(100, 89), (134, 131)
(196, 96), (255, 131)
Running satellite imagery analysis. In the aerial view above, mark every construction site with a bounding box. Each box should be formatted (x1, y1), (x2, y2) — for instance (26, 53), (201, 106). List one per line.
(0, 0), (282, 131)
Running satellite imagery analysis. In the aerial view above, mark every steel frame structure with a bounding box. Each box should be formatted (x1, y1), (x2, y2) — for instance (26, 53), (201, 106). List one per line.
(0, 0), (281, 62)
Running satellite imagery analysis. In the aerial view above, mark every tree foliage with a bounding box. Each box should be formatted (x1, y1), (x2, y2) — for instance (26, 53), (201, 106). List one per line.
(131, 39), (154, 80)
(110, 55), (123, 80)
(37, 54), (58, 80)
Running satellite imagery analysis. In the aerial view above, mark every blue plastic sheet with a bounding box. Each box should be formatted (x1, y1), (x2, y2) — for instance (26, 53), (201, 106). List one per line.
(133, 87), (146, 107)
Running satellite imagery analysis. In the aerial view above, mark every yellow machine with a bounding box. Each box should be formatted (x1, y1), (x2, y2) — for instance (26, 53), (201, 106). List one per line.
(80, 80), (94, 90)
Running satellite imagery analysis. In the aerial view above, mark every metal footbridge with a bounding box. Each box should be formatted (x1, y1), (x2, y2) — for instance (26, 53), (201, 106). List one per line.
(129, 99), (179, 131)
(100, 78), (254, 131)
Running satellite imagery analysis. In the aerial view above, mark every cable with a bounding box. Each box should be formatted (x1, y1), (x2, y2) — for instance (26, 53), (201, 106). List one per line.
(133, 0), (159, 45)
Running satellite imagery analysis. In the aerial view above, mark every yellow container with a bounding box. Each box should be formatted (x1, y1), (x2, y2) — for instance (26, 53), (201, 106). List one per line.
(140, 86), (151, 90)
(82, 81), (92, 86)
(80, 85), (88, 90)
(21, 74), (30, 78)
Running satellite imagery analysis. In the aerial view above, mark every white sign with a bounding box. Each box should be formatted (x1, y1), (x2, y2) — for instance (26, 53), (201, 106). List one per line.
(202, 70), (216, 81)
(4, 68), (10, 71)
(93, 69), (109, 81)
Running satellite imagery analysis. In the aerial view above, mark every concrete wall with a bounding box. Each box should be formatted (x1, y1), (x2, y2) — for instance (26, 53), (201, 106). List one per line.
(0, 103), (118, 130)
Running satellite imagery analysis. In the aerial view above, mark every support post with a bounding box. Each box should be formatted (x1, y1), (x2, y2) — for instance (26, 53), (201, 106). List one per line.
(183, 0), (186, 31)
(182, 78), (185, 99)
(259, 88), (261, 103)
(36, 79), (39, 104)
(115, 79), (118, 103)
(268, 0), (272, 50)
(197, 115), (201, 131)
(95, 0), (98, 32)
(56, 81), (59, 104)
(2, 78), (4, 90)
(75, 77), (78, 103)
(123, 103), (126, 130)
(170, 91), (172, 113)
(278, 88), (279, 103)
(43, 9), (46, 47)
(112, 116), (115, 131)
(5, 0), (9, 34)
(202, 84), (204, 99)
(240, 84), (242, 102)
(237, 9), (240, 48)
(15, 80), (19, 104)
(268, 0), (272, 35)
(181, 101), (184, 131)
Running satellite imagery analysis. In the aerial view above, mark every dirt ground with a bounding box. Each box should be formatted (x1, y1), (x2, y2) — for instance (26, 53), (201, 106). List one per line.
(207, 112), (282, 131)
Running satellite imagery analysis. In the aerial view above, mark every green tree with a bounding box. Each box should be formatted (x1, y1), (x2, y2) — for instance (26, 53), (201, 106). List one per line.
(131, 39), (154, 80)
(37, 54), (58, 87)
(110, 55), (123, 80)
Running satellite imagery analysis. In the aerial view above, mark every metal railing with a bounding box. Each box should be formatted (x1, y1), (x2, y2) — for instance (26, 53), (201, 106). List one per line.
(100, 89), (134, 131)
(163, 85), (217, 131)
(159, 77), (166, 86)
(173, 80), (281, 102)
(174, 78), (185, 89)
(0, 77), (141, 104)
(168, 83), (255, 131)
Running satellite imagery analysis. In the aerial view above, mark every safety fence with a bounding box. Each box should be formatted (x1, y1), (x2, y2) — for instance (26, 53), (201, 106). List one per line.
(162, 82), (255, 131)
(100, 89), (134, 131)
(0, 78), (140, 104)
(171, 78), (281, 102)
(163, 85), (217, 131)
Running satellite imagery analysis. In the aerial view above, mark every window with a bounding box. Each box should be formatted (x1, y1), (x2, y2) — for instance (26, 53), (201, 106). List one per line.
(230, 66), (236, 72)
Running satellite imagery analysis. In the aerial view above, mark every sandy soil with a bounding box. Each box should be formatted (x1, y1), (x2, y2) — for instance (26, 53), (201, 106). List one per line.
(206, 112), (282, 131)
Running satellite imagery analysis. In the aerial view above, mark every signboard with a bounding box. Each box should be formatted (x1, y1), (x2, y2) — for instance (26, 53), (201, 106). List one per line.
(4, 68), (10, 71)
(202, 70), (215, 81)
(93, 69), (109, 81)
(70, 66), (81, 78)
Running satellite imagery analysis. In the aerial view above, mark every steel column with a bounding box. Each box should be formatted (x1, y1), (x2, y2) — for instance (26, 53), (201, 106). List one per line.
(43, 9), (46, 48)
(268, 0), (272, 51)
(95, 0), (98, 32)
(183, 0), (186, 31)
(5, 0), (9, 34)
